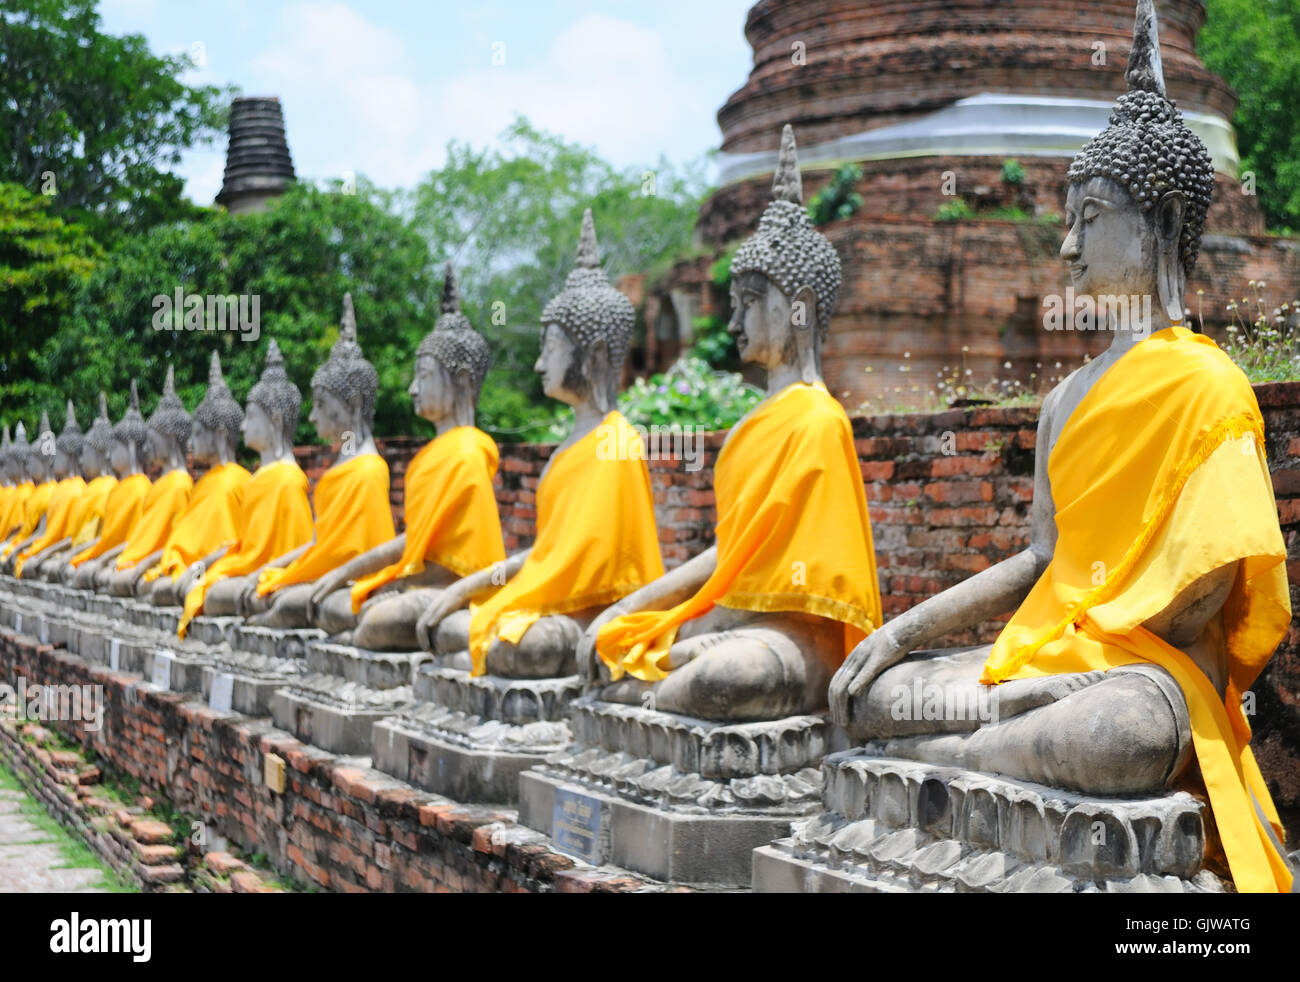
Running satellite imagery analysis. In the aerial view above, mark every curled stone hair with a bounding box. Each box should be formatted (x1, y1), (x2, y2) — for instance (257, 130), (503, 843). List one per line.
(30, 410), (52, 465)
(193, 351), (244, 442)
(417, 263), (492, 396)
(1066, 0), (1213, 278)
(55, 400), (84, 457)
(113, 380), (150, 460)
(147, 365), (193, 447)
(311, 293), (380, 426)
(247, 339), (303, 443)
(730, 124), (843, 339)
(85, 392), (114, 456)
(540, 209), (636, 371)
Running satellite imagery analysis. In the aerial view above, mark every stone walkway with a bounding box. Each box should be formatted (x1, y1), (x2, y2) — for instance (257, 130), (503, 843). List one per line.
(0, 785), (109, 892)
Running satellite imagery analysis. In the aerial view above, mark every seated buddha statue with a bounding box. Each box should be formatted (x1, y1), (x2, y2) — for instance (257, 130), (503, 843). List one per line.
(828, 0), (1295, 894)
(0, 425), (34, 546)
(176, 339), (314, 637)
(1, 415), (55, 565)
(578, 126), (882, 722)
(240, 294), (396, 629)
(68, 382), (153, 589)
(303, 264), (505, 650)
(28, 393), (119, 581)
(10, 404), (86, 578)
(135, 353), (251, 606)
(415, 210), (663, 679)
(105, 368), (194, 594)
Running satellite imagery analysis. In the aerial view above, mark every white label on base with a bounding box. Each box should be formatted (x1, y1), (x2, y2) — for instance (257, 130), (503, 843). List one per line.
(209, 673), (234, 712)
(14, 614), (21, 633)
(109, 638), (121, 670)
(152, 649), (173, 690)
(38, 617), (48, 644)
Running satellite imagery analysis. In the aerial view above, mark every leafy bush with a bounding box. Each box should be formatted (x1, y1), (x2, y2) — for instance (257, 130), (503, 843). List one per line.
(618, 357), (762, 431)
(807, 163), (864, 226)
(1000, 158), (1026, 186)
(934, 198), (974, 222)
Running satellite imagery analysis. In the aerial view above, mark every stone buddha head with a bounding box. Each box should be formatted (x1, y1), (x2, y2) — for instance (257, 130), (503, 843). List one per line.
(53, 401), (84, 480)
(29, 410), (54, 483)
(190, 351), (243, 467)
(535, 209), (635, 414)
(1061, 0), (1213, 326)
(146, 366), (192, 471)
(81, 393), (113, 479)
(6, 423), (29, 484)
(310, 293), (379, 448)
(244, 339), (302, 461)
(729, 124), (842, 386)
(412, 263), (491, 428)
(0, 427), (10, 486)
(110, 381), (148, 477)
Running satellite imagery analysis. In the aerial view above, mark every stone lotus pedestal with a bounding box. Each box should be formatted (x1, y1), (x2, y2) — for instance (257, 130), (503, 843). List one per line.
(269, 641), (424, 756)
(516, 697), (839, 887)
(370, 661), (581, 805)
(751, 750), (1226, 893)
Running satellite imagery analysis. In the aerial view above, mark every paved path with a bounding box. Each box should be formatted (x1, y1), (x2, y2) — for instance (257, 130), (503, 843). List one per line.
(0, 786), (108, 892)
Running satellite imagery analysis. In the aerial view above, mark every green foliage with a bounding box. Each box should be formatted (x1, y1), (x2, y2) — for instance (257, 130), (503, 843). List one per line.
(0, 0), (229, 239)
(690, 313), (736, 368)
(617, 357), (762, 431)
(999, 159), (1026, 186)
(1199, 0), (1300, 232)
(807, 163), (864, 225)
(709, 245), (737, 290)
(0, 182), (103, 423)
(37, 181), (439, 443)
(1217, 282), (1300, 382)
(407, 117), (709, 440)
(934, 198), (975, 222)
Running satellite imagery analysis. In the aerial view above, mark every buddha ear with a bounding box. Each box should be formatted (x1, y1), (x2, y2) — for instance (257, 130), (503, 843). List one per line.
(791, 284), (821, 384)
(585, 340), (615, 414)
(790, 284), (817, 336)
(1154, 191), (1187, 324)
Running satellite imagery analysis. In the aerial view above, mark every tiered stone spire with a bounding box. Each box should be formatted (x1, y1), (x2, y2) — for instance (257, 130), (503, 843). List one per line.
(216, 96), (296, 215)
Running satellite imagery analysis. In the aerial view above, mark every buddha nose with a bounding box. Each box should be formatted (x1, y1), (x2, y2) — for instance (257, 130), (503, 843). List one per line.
(1060, 226), (1081, 262)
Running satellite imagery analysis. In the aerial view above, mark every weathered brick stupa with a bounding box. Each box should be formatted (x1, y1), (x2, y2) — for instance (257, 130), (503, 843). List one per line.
(215, 96), (297, 215)
(646, 0), (1300, 411)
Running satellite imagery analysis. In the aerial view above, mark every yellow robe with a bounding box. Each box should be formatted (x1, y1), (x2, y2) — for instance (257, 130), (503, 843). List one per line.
(256, 453), (395, 596)
(178, 459), (313, 638)
(982, 325), (1293, 894)
(350, 427), (506, 614)
(1, 480), (50, 558)
(0, 486), (15, 539)
(468, 411), (663, 677)
(70, 473), (150, 568)
(14, 476), (85, 576)
(68, 474), (118, 549)
(141, 461), (251, 584)
(0, 482), (33, 540)
(598, 382), (881, 681)
(117, 468), (193, 571)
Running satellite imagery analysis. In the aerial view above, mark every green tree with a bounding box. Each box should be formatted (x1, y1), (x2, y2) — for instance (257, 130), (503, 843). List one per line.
(409, 117), (709, 440)
(1199, 0), (1300, 231)
(0, 0), (228, 237)
(0, 182), (102, 424)
(37, 181), (437, 443)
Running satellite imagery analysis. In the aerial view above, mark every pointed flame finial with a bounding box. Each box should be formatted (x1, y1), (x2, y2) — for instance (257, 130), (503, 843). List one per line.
(772, 123), (803, 205)
(340, 293), (357, 342)
(441, 262), (461, 314)
(1125, 0), (1166, 97)
(575, 208), (600, 269)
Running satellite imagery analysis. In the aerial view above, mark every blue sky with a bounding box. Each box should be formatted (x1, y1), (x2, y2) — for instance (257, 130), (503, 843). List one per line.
(98, 0), (757, 205)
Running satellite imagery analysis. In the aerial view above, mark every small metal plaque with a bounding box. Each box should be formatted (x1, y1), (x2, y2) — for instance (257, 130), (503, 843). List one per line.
(551, 787), (604, 864)
(209, 673), (234, 712)
(152, 649), (173, 690)
(109, 638), (120, 670)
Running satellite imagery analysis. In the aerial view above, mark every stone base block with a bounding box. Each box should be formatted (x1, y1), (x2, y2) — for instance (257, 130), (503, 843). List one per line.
(199, 649), (305, 717)
(271, 676), (414, 756)
(750, 750), (1227, 893)
(230, 625), (324, 659)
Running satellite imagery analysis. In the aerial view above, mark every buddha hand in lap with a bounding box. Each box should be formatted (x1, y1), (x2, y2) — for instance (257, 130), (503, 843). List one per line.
(174, 340), (313, 638)
(580, 125), (882, 723)
(302, 264), (505, 651)
(107, 367), (194, 596)
(830, 1), (1294, 894)
(415, 210), (663, 679)
(247, 294), (395, 629)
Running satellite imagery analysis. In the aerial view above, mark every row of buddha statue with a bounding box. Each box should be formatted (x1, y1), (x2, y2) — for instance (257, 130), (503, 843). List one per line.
(0, 0), (1292, 892)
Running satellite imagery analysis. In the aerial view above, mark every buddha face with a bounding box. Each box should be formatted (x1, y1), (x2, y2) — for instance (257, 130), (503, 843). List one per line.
(108, 438), (133, 477)
(188, 420), (222, 467)
(242, 401), (279, 454)
(1061, 176), (1160, 302)
(535, 323), (587, 406)
(79, 443), (106, 479)
(3, 455), (21, 483)
(410, 354), (455, 423)
(52, 448), (75, 479)
(309, 387), (352, 443)
(729, 271), (800, 370)
(28, 450), (51, 482)
(146, 428), (177, 470)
